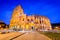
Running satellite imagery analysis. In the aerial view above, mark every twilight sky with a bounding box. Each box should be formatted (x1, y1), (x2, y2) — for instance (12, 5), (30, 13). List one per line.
(0, 0), (60, 24)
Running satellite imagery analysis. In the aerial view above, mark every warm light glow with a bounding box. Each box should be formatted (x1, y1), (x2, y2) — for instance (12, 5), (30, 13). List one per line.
(0, 25), (1, 27)
(9, 5), (52, 30)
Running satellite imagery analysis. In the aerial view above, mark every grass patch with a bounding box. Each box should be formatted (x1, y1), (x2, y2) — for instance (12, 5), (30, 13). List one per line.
(40, 32), (60, 40)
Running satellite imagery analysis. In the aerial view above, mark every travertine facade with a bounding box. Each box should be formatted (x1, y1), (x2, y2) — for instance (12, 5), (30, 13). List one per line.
(9, 5), (52, 31)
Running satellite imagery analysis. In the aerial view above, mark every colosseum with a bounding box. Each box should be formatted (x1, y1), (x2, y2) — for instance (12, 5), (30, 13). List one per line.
(9, 5), (52, 31)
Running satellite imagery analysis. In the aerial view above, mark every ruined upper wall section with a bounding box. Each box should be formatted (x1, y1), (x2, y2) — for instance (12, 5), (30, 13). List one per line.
(12, 5), (24, 18)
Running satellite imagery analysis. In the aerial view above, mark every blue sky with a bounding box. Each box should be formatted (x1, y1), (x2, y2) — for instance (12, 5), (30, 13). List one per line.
(0, 0), (60, 24)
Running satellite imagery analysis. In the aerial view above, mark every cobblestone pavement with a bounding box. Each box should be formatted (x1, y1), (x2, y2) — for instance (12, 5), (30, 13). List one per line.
(13, 31), (51, 40)
(0, 32), (24, 40)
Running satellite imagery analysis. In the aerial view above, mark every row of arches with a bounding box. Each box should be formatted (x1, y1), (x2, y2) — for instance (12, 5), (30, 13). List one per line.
(9, 5), (52, 31)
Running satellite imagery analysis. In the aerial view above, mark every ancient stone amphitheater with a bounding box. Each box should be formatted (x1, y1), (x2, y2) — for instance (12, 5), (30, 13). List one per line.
(9, 5), (52, 31)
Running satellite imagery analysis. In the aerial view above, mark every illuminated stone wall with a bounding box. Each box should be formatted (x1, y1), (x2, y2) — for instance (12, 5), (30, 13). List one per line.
(9, 5), (52, 30)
